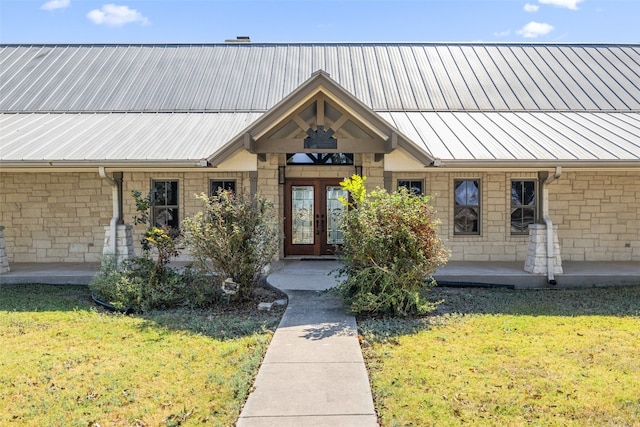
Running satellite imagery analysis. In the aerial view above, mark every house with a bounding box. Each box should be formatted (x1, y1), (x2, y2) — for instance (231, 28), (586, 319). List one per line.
(1, 42), (639, 280)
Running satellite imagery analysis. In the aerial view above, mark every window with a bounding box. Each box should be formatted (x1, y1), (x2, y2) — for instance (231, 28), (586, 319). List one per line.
(511, 180), (537, 235)
(210, 180), (236, 196)
(286, 153), (354, 165)
(152, 180), (179, 230)
(454, 180), (480, 235)
(398, 179), (424, 195)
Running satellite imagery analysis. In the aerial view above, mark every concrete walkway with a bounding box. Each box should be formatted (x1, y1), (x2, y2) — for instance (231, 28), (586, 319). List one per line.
(236, 260), (378, 427)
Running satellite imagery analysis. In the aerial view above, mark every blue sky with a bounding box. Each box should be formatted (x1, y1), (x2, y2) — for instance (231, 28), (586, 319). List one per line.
(1, 0), (638, 44)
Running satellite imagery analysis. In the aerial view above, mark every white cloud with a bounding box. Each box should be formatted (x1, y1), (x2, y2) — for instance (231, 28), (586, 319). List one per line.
(538, 0), (584, 10)
(40, 0), (70, 11)
(87, 4), (149, 27)
(524, 3), (540, 12)
(517, 21), (554, 38)
(494, 30), (511, 37)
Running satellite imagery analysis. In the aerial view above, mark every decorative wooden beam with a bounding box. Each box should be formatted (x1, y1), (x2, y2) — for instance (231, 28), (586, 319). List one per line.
(256, 138), (384, 153)
(292, 115), (309, 132)
(243, 133), (255, 153)
(317, 96), (325, 127)
(385, 132), (398, 153)
(330, 114), (349, 133)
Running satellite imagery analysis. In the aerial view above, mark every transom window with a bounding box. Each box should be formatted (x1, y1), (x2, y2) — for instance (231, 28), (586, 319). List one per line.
(210, 179), (236, 196)
(398, 179), (424, 195)
(511, 180), (537, 235)
(454, 179), (480, 235)
(286, 153), (354, 165)
(152, 180), (179, 230)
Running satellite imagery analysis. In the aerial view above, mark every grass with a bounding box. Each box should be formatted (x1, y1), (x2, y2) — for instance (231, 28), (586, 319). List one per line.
(359, 286), (640, 427)
(0, 284), (285, 426)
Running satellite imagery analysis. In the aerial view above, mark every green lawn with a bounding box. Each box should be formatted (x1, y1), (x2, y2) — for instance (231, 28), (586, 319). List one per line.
(360, 286), (640, 427)
(0, 284), (283, 426)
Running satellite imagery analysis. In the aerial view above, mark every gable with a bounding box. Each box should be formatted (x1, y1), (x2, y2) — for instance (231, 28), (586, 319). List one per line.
(208, 71), (434, 167)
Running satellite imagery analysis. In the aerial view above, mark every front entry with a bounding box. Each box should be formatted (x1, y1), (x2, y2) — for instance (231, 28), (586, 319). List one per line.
(284, 179), (348, 256)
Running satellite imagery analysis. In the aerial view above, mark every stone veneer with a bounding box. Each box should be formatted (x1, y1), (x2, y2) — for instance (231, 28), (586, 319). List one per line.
(0, 168), (638, 263)
(0, 225), (10, 273)
(103, 224), (135, 263)
(524, 224), (563, 274)
(0, 172), (112, 262)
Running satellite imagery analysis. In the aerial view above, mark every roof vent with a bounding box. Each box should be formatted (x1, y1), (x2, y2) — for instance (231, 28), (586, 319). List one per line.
(225, 36), (251, 43)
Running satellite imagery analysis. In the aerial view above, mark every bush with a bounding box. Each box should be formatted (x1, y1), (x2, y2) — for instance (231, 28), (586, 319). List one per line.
(182, 190), (280, 302)
(336, 175), (450, 317)
(89, 256), (222, 312)
(89, 190), (222, 312)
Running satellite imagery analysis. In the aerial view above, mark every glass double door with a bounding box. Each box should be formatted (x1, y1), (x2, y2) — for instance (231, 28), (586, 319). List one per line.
(285, 179), (348, 256)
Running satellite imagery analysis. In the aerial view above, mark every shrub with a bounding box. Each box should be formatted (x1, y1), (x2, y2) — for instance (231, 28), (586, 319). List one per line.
(90, 256), (222, 312)
(89, 191), (222, 311)
(336, 175), (450, 317)
(182, 190), (280, 302)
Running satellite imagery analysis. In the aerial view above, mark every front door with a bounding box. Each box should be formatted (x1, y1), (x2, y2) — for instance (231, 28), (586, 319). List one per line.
(285, 179), (348, 256)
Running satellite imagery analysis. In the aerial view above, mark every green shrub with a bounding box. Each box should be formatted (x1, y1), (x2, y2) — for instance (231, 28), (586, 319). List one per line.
(182, 190), (279, 302)
(336, 175), (450, 317)
(89, 256), (222, 312)
(89, 190), (222, 312)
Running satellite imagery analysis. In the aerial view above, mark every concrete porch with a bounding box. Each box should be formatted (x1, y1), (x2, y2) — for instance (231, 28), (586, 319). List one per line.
(0, 261), (638, 288)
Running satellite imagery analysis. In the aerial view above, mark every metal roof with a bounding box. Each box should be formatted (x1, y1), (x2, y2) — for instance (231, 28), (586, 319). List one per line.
(0, 112), (261, 164)
(1, 43), (638, 113)
(0, 43), (639, 167)
(2, 111), (638, 165)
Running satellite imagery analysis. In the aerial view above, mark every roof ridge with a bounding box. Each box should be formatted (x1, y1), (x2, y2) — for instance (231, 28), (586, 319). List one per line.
(2, 42), (640, 48)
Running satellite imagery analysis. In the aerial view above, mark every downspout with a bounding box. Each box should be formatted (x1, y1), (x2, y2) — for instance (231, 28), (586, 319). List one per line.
(99, 167), (119, 260)
(542, 166), (562, 285)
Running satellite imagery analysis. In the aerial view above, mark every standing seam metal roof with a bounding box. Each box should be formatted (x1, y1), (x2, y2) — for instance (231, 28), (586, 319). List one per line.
(1, 43), (638, 113)
(1, 43), (639, 164)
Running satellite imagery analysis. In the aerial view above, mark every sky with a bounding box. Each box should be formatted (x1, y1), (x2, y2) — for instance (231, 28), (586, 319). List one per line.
(1, 0), (638, 44)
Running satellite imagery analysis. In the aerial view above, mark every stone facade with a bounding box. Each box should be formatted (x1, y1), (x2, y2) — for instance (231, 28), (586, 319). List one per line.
(0, 167), (638, 264)
(548, 171), (640, 262)
(0, 172), (112, 263)
(0, 225), (10, 273)
(524, 224), (563, 274)
(383, 169), (639, 263)
(102, 224), (135, 263)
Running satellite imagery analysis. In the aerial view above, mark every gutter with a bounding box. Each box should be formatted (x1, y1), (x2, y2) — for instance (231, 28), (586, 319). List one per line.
(99, 167), (119, 260)
(0, 160), (209, 169)
(542, 166), (562, 285)
(430, 160), (640, 170)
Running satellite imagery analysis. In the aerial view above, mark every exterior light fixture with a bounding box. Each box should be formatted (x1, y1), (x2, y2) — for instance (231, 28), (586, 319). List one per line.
(278, 166), (286, 185)
(354, 165), (363, 176)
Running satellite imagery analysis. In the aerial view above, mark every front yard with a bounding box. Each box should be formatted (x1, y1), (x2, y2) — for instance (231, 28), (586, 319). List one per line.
(360, 286), (640, 426)
(0, 284), (284, 426)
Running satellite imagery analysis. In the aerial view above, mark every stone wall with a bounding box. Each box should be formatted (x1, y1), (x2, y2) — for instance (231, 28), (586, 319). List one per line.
(0, 225), (10, 273)
(549, 171), (640, 261)
(385, 169), (640, 263)
(1, 168), (638, 263)
(0, 172), (111, 262)
(123, 171), (251, 256)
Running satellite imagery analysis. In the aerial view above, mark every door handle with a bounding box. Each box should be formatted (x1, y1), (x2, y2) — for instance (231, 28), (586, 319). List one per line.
(321, 214), (326, 233)
(315, 214), (320, 235)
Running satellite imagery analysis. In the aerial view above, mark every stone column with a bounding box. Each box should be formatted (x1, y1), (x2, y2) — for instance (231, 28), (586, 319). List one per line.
(0, 226), (10, 273)
(103, 225), (135, 263)
(524, 223), (563, 274)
